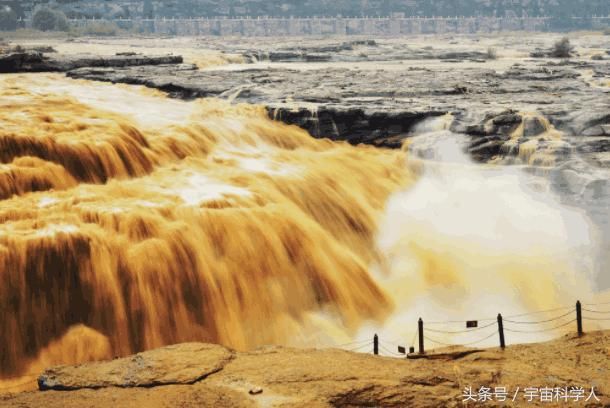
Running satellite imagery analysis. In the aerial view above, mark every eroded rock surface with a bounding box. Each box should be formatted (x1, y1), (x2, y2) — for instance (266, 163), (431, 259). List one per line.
(2, 331), (610, 407)
(61, 38), (609, 152)
(0, 51), (182, 73)
(38, 343), (233, 390)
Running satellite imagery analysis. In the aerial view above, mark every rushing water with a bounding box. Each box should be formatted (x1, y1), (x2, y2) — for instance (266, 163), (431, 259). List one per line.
(0, 73), (604, 390)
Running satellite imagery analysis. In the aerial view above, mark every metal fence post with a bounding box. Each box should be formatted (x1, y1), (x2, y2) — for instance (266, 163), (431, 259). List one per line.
(418, 318), (424, 354)
(576, 300), (583, 336)
(373, 334), (379, 355)
(497, 313), (505, 348)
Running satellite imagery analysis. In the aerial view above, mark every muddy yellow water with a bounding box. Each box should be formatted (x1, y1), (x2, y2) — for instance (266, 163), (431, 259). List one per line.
(0, 74), (410, 382)
(0, 73), (601, 392)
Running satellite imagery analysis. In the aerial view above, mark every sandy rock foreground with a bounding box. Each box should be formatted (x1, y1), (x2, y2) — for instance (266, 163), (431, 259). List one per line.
(2, 331), (609, 407)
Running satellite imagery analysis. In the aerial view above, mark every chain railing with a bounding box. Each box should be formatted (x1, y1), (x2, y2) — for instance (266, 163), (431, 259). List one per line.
(334, 300), (610, 359)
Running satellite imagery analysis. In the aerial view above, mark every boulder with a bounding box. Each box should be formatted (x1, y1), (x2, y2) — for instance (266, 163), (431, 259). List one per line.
(38, 343), (233, 391)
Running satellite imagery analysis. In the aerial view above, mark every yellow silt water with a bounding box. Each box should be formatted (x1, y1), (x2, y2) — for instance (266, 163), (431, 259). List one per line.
(501, 112), (570, 167)
(0, 74), (410, 382)
(0, 74), (601, 393)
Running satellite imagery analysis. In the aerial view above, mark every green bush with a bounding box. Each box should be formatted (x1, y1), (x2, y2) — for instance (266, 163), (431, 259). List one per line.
(0, 6), (18, 31)
(32, 8), (70, 32)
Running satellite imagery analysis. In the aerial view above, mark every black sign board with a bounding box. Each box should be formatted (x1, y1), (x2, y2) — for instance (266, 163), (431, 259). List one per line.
(397, 346), (406, 354)
(466, 320), (478, 328)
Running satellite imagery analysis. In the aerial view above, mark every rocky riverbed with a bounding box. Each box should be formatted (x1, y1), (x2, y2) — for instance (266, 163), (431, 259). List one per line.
(4, 35), (607, 151)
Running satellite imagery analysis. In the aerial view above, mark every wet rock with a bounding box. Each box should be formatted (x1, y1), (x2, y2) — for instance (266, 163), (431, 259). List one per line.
(566, 111), (610, 136)
(267, 51), (303, 61)
(0, 51), (183, 73)
(583, 125), (609, 137)
(467, 111), (524, 137)
(0, 52), (44, 73)
(501, 65), (580, 81)
(550, 159), (610, 212)
(242, 40), (379, 63)
(583, 178), (610, 200)
(577, 138), (610, 154)
(48, 54), (184, 72)
(523, 116), (547, 137)
(2, 45), (57, 54)
(304, 53), (332, 62)
(268, 106), (445, 145)
(437, 51), (488, 60)
(492, 113), (522, 126)
(552, 168), (594, 195)
(468, 135), (508, 162)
